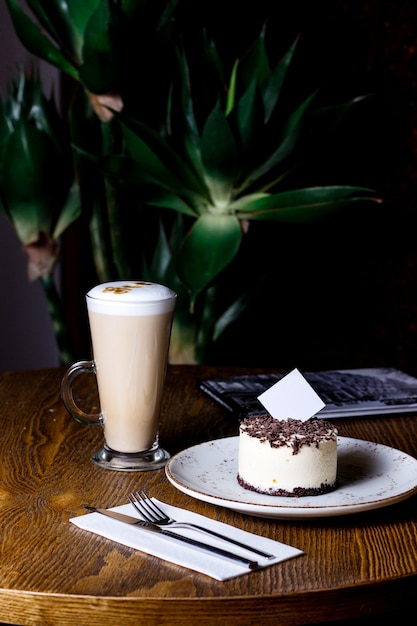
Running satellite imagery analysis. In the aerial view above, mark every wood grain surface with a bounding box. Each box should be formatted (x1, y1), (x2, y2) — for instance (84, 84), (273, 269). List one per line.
(0, 365), (416, 625)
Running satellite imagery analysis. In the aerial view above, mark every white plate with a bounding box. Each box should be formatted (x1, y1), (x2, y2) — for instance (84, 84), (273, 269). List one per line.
(165, 436), (417, 519)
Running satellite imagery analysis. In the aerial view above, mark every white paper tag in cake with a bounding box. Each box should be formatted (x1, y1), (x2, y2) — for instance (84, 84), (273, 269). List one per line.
(257, 368), (325, 421)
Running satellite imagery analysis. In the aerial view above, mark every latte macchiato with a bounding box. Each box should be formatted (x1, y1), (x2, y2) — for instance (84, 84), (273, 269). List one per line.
(87, 283), (175, 453)
(61, 281), (176, 470)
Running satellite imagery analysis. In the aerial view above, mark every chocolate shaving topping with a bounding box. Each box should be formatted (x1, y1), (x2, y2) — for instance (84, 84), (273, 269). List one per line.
(240, 415), (337, 454)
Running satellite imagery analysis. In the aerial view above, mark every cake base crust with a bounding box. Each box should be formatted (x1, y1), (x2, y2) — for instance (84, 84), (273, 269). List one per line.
(237, 474), (337, 497)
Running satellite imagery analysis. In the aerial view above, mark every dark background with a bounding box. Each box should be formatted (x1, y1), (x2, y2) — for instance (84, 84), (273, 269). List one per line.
(177, 0), (417, 374)
(57, 1), (417, 375)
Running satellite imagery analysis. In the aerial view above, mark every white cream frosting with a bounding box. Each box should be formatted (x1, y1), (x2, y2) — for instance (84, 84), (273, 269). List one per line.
(238, 417), (338, 496)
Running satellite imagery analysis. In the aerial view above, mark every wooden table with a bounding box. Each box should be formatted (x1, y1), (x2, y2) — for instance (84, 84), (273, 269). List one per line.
(0, 365), (417, 626)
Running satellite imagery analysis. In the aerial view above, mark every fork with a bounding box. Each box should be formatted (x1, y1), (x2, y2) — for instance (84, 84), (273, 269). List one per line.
(128, 491), (275, 559)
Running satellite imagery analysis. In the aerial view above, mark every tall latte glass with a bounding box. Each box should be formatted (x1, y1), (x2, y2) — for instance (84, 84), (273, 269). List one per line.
(61, 281), (176, 471)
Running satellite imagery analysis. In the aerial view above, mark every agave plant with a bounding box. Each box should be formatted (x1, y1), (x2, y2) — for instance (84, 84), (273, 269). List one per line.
(96, 26), (381, 362)
(0, 69), (80, 364)
(4, 2), (382, 365)
(5, 0), (181, 281)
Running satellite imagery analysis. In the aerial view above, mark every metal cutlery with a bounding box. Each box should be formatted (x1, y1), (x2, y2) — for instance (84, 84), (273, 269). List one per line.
(128, 490), (275, 560)
(85, 506), (259, 569)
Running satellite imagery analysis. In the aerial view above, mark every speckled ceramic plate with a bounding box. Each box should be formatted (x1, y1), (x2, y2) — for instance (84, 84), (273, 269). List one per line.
(165, 436), (417, 519)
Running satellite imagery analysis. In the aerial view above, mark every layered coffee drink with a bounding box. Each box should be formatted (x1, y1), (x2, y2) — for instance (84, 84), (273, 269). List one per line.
(86, 281), (176, 454)
(62, 280), (177, 470)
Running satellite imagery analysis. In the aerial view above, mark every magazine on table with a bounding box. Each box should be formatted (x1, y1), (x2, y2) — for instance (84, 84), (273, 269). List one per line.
(199, 367), (417, 419)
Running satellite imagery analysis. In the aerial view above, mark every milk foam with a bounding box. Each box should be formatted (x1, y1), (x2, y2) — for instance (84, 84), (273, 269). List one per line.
(87, 281), (176, 316)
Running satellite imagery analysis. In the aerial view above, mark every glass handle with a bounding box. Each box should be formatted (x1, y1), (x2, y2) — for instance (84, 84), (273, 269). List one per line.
(61, 360), (102, 425)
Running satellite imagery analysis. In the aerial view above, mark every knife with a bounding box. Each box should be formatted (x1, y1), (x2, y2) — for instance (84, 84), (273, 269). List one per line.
(85, 507), (259, 570)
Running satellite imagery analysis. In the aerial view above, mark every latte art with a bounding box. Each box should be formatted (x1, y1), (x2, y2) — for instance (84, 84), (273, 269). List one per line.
(87, 281), (175, 306)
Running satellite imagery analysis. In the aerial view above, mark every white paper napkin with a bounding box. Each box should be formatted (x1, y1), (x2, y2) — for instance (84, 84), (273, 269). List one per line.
(70, 500), (303, 581)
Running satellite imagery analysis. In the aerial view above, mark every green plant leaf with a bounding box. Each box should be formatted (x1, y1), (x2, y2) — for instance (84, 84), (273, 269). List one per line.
(2, 120), (64, 242)
(29, 79), (70, 155)
(78, 0), (126, 93)
(238, 23), (270, 90)
(262, 37), (299, 123)
(24, 0), (65, 46)
(0, 67), (75, 251)
(171, 47), (205, 184)
(235, 78), (264, 153)
(52, 182), (81, 239)
(177, 214), (242, 304)
(225, 60), (238, 116)
(239, 91), (317, 194)
(117, 112), (210, 206)
(146, 217), (173, 281)
(145, 191), (200, 216)
(26, 0), (98, 63)
(5, 0), (79, 79)
(234, 186), (381, 222)
(72, 141), (198, 217)
(201, 101), (239, 206)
